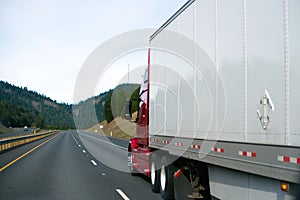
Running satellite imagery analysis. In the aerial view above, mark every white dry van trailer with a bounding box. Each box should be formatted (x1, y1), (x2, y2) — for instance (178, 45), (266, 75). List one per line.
(127, 0), (300, 199)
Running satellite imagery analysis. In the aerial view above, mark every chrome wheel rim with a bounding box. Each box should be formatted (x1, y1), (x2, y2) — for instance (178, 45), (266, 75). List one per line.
(160, 165), (166, 191)
(151, 162), (155, 185)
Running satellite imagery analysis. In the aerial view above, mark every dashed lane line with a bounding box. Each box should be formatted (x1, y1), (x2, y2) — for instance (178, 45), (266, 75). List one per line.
(73, 134), (99, 167)
(91, 160), (97, 166)
(116, 189), (130, 200)
(71, 134), (78, 143)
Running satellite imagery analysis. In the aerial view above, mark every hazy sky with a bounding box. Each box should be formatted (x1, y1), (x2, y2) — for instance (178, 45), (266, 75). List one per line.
(0, 0), (185, 104)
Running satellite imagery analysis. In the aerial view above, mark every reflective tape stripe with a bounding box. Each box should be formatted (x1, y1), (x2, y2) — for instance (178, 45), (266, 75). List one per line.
(238, 151), (256, 158)
(191, 144), (201, 149)
(175, 142), (183, 147)
(162, 140), (170, 145)
(212, 147), (224, 153)
(278, 155), (300, 164)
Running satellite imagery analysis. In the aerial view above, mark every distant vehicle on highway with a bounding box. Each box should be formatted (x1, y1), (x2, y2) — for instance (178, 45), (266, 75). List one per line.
(23, 126), (28, 131)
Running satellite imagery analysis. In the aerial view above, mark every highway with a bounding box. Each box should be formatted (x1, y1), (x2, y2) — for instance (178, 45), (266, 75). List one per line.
(0, 131), (161, 200)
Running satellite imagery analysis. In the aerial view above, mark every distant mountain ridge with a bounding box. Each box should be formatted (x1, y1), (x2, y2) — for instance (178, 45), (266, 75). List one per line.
(0, 81), (74, 129)
(0, 81), (140, 131)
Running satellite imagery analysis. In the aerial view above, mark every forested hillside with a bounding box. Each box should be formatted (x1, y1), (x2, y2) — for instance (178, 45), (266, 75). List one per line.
(0, 81), (74, 129)
(0, 81), (140, 131)
(73, 83), (140, 129)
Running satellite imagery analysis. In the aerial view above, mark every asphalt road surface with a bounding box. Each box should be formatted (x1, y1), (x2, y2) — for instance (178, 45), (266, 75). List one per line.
(0, 131), (161, 200)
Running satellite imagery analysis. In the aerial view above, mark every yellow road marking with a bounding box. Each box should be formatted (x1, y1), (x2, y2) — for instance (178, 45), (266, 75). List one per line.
(0, 133), (60, 173)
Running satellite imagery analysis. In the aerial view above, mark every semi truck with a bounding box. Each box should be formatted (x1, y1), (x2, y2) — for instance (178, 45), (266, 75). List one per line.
(126, 0), (300, 199)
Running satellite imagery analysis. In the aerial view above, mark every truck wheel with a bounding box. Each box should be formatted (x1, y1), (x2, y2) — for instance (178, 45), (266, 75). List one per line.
(128, 152), (137, 176)
(160, 155), (175, 200)
(150, 153), (160, 193)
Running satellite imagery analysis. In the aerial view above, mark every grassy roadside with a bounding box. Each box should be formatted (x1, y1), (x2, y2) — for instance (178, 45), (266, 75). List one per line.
(85, 112), (137, 140)
(0, 123), (12, 134)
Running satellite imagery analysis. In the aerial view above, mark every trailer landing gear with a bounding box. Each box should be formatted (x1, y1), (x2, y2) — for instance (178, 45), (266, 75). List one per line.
(187, 175), (205, 199)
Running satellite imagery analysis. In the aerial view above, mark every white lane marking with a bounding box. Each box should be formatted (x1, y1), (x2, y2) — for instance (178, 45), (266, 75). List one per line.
(71, 134), (78, 143)
(116, 189), (130, 200)
(82, 150), (86, 153)
(78, 132), (127, 151)
(91, 160), (97, 166)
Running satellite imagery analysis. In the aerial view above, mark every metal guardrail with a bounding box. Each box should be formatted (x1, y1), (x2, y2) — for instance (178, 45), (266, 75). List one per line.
(0, 131), (59, 152)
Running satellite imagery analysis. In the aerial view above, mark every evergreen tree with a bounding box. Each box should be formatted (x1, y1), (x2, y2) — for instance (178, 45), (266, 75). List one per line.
(104, 92), (114, 123)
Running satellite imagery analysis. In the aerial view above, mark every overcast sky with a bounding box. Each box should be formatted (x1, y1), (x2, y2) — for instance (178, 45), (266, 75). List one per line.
(0, 0), (185, 104)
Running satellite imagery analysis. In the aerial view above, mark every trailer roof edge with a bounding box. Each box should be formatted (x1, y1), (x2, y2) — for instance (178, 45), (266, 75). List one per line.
(149, 0), (195, 42)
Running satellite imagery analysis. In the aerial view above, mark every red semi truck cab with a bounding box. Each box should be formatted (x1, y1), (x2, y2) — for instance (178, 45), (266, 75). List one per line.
(127, 52), (150, 176)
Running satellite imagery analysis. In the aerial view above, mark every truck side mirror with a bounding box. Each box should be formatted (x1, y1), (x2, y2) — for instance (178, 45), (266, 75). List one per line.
(125, 100), (132, 120)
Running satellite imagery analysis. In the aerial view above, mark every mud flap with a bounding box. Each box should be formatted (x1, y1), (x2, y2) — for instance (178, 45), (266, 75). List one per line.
(174, 169), (193, 200)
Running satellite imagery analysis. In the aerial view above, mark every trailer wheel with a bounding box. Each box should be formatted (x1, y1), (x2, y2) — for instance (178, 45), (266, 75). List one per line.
(160, 155), (175, 200)
(150, 153), (160, 193)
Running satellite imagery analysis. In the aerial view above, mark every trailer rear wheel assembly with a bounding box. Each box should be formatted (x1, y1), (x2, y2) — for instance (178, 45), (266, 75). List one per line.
(150, 153), (161, 193)
(160, 155), (175, 200)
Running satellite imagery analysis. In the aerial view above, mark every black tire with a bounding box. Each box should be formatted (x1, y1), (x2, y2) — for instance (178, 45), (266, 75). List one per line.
(160, 155), (175, 200)
(150, 153), (160, 193)
(128, 152), (137, 176)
